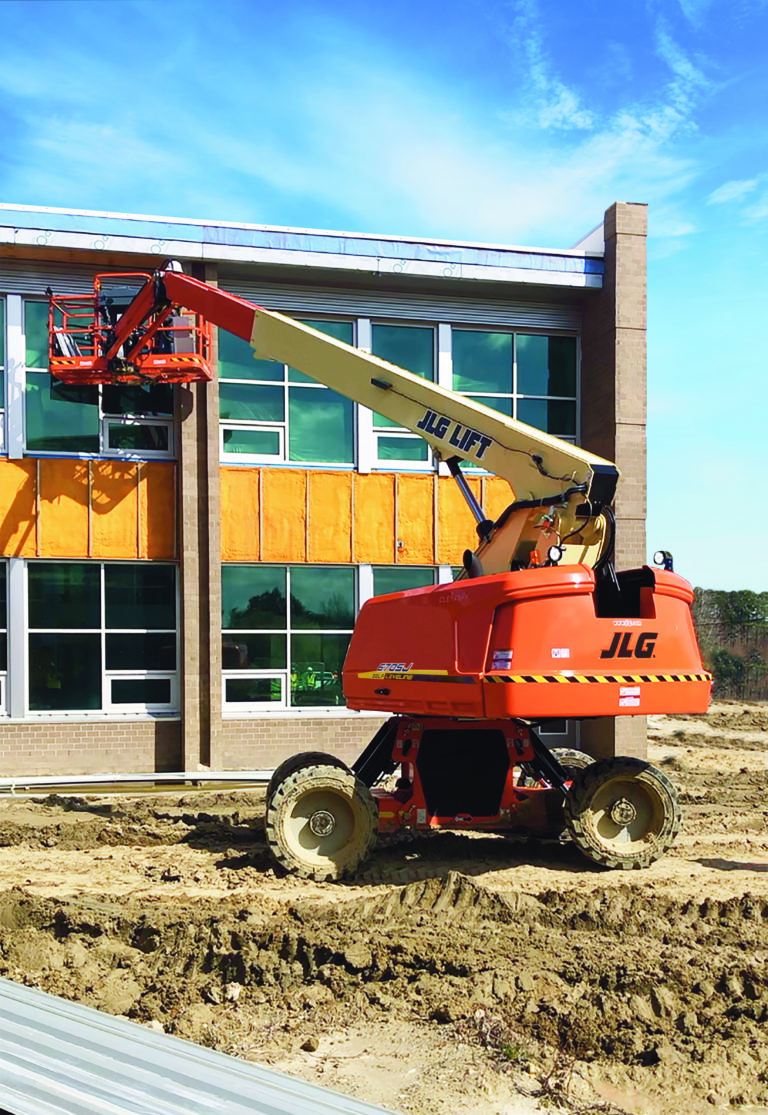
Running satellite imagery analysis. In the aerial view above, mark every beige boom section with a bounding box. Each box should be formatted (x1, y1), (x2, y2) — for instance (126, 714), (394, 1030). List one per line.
(248, 308), (619, 573)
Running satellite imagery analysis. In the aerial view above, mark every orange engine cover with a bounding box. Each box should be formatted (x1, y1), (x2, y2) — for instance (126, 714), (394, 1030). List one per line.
(342, 565), (711, 719)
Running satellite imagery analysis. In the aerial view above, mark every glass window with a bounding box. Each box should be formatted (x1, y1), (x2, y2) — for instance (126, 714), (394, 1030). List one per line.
(452, 328), (578, 447)
(219, 319), (355, 465)
(27, 562), (177, 713)
(290, 567), (355, 629)
(29, 632), (101, 711)
(373, 567), (436, 596)
(28, 563), (100, 629)
(371, 324), (435, 466)
(24, 301), (176, 459)
(517, 399), (577, 438)
(453, 330), (512, 394)
(222, 565), (286, 629)
(221, 564), (353, 710)
(516, 335), (576, 397)
(104, 564), (176, 629)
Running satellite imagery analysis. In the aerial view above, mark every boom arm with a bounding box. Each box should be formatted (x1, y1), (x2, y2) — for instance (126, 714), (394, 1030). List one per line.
(62, 268), (621, 574)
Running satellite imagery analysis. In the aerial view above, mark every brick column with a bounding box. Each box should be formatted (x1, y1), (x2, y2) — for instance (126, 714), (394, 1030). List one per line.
(178, 262), (222, 771)
(580, 202), (648, 760)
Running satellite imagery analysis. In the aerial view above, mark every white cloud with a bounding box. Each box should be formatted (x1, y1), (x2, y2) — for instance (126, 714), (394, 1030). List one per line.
(707, 178), (759, 204)
(503, 0), (595, 131)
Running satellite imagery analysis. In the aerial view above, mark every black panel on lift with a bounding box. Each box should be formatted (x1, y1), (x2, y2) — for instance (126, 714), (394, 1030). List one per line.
(416, 729), (510, 817)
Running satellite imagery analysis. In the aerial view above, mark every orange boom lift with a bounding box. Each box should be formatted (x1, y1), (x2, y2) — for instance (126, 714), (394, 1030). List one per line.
(49, 267), (711, 877)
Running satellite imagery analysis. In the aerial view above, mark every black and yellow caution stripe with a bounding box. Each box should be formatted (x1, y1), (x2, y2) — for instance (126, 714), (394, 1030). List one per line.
(486, 672), (712, 685)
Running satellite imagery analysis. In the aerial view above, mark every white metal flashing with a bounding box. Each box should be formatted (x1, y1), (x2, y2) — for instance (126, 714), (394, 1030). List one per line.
(0, 203), (604, 290)
(0, 976), (398, 1115)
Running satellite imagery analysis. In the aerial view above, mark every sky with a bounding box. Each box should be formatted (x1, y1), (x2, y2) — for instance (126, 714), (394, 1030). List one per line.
(1, 0), (767, 590)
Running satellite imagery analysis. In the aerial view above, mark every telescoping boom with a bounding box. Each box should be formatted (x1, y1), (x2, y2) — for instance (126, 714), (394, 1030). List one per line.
(50, 266), (619, 574)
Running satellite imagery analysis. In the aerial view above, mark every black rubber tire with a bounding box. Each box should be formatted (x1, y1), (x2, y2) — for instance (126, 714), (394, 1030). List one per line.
(265, 763), (378, 881)
(564, 757), (681, 870)
(267, 751), (349, 802)
(517, 747), (595, 787)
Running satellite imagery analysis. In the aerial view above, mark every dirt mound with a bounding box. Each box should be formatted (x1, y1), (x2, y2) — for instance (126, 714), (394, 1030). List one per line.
(1, 702), (768, 1113)
(2, 872), (768, 1111)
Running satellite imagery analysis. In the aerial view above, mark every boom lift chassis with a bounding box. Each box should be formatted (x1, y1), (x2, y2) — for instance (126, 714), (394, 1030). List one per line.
(48, 267), (708, 879)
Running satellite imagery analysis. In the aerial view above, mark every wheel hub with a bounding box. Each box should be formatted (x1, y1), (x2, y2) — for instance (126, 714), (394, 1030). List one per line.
(309, 809), (336, 837)
(610, 797), (637, 826)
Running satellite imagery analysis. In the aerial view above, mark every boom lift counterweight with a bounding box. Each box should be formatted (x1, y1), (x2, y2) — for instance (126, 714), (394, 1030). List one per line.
(48, 266), (711, 878)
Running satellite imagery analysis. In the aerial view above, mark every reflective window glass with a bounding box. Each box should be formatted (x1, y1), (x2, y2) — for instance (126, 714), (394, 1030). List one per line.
(221, 633), (286, 670)
(105, 565), (176, 629)
(288, 389), (353, 463)
(517, 398), (576, 437)
(28, 563), (100, 629)
(25, 374), (100, 453)
(290, 567), (355, 629)
(291, 633), (348, 706)
(453, 330), (513, 394)
(102, 384), (173, 417)
(105, 633), (176, 671)
(29, 632), (101, 710)
(219, 329), (281, 381)
(373, 567), (435, 596)
(222, 428), (281, 456)
(220, 382), (284, 423)
(226, 677), (282, 703)
(24, 301), (48, 368)
(112, 678), (172, 705)
(222, 566), (286, 630)
(517, 335), (576, 397)
(377, 435), (429, 462)
(106, 423), (169, 453)
(371, 325), (434, 380)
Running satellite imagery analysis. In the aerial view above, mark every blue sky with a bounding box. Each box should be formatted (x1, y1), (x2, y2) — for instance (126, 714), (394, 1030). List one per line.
(1, 0), (767, 590)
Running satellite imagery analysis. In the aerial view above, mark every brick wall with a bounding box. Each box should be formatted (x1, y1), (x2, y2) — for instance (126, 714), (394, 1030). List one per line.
(218, 716), (387, 770)
(580, 202), (649, 760)
(0, 721), (181, 778)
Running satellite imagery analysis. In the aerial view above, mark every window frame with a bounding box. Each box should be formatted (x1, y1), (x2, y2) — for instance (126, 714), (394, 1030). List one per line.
(22, 299), (177, 461)
(221, 563), (356, 715)
(25, 560), (179, 717)
(218, 317), (357, 468)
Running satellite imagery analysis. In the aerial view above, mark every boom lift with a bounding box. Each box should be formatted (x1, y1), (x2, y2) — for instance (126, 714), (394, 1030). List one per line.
(48, 267), (711, 877)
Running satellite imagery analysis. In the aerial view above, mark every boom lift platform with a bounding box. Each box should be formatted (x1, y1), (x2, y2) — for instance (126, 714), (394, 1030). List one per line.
(48, 267), (712, 878)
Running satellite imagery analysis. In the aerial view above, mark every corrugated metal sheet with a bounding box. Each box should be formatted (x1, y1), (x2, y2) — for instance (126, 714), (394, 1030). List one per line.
(222, 282), (582, 332)
(0, 976), (399, 1115)
(1, 261), (581, 331)
(1, 259), (104, 295)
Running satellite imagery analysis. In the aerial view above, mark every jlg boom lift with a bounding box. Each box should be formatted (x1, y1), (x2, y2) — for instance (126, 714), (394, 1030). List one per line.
(48, 268), (711, 878)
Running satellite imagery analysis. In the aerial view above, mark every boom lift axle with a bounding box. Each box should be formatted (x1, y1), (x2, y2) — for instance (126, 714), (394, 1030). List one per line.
(48, 266), (711, 878)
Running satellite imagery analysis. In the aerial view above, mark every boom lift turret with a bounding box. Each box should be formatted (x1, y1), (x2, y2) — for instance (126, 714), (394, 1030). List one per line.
(49, 267), (711, 878)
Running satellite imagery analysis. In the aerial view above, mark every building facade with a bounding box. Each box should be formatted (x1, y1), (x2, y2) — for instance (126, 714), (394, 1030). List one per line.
(0, 201), (648, 778)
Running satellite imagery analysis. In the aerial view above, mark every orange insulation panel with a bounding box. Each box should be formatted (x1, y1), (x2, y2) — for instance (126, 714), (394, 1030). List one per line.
(396, 475), (434, 564)
(260, 470), (307, 562)
(0, 459), (177, 561)
(0, 461), (37, 557)
(308, 472), (352, 563)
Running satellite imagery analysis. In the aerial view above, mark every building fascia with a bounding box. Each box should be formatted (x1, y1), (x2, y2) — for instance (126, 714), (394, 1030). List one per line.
(0, 203), (603, 290)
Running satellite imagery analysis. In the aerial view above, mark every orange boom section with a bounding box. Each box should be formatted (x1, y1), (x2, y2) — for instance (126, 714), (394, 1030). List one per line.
(343, 566), (711, 719)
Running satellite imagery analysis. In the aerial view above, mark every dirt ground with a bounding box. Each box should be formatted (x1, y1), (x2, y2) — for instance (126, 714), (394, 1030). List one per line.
(0, 702), (767, 1115)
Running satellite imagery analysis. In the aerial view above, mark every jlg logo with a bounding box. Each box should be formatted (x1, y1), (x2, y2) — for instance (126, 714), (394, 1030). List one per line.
(600, 632), (658, 659)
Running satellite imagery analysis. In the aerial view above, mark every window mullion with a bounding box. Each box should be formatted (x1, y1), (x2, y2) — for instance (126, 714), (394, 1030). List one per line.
(6, 296), (24, 460)
(8, 558), (26, 717)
